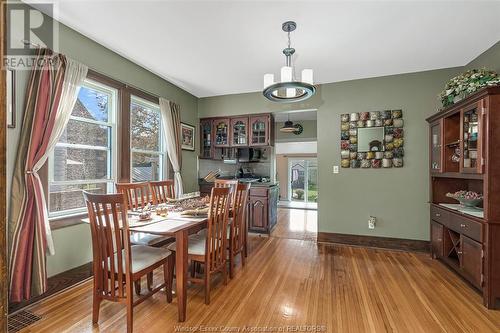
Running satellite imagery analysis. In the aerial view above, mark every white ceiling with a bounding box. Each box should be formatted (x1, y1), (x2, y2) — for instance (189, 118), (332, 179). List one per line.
(29, 1), (500, 98)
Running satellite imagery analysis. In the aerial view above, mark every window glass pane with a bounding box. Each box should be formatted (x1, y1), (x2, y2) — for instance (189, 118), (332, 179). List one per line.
(53, 147), (110, 181)
(58, 119), (110, 147)
(131, 97), (160, 151)
(49, 78), (116, 216)
(49, 182), (110, 213)
(132, 152), (161, 182)
(72, 84), (110, 122)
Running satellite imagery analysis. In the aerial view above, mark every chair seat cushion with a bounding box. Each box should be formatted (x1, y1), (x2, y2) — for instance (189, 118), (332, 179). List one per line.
(167, 237), (206, 256)
(109, 245), (171, 274)
(130, 232), (173, 246)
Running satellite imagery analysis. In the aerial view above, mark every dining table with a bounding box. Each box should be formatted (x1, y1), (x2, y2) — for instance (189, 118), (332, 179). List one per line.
(82, 209), (208, 322)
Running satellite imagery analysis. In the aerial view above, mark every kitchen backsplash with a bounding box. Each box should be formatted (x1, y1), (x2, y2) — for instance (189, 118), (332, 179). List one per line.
(199, 159), (272, 179)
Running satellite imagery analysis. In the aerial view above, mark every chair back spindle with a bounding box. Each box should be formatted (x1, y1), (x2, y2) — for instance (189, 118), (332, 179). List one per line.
(149, 180), (175, 204)
(214, 179), (238, 208)
(116, 182), (151, 211)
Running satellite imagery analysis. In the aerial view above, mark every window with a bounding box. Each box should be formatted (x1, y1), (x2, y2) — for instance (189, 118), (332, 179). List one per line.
(130, 96), (165, 182)
(48, 79), (117, 217)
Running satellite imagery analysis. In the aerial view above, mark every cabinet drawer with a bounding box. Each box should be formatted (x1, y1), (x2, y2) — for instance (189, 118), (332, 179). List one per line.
(249, 187), (268, 197)
(450, 214), (482, 242)
(430, 205), (450, 226)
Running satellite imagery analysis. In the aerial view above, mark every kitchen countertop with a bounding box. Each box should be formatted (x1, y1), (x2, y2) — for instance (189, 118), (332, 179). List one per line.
(198, 178), (278, 188)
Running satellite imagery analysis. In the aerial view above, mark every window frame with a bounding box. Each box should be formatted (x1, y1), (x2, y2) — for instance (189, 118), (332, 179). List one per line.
(47, 78), (118, 218)
(129, 95), (167, 182)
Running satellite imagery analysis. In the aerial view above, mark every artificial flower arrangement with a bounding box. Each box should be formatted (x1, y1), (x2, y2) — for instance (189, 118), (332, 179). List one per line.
(439, 68), (500, 107)
(446, 190), (483, 208)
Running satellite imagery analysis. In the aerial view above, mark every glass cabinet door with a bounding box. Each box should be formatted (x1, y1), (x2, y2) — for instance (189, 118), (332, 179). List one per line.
(430, 120), (443, 172)
(214, 119), (230, 147)
(200, 119), (213, 159)
(461, 101), (484, 173)
(231, 117), (248, 146)
(250, 115), (270, 146)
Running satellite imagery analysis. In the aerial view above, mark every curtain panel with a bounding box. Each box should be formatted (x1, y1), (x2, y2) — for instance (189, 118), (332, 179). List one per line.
(159, 98), (184, 197)
(9, 48), (88, 302)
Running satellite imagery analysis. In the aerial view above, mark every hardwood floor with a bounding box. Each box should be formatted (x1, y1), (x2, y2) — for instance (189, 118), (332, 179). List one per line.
(271, 208), (317, 241)
(16, 209), (500, 332)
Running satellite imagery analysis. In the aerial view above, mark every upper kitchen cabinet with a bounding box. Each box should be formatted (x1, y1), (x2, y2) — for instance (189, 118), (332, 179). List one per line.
(249, 115), (272, 146)
(213, 118), (230, 147)
(230, 117), (249, 147)
(199, 118), (214, 159)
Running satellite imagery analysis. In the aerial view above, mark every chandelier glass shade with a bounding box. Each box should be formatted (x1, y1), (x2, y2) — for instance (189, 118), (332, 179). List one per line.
(263, 21), (315, 103)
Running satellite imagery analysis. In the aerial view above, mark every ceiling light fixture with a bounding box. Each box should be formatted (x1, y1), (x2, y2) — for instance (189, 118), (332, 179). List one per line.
(263, 21), (315, 103)
(280, 114), (302, 133)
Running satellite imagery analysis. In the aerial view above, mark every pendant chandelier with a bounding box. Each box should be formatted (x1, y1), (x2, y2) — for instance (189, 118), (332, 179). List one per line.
(263, 21), (315, 103)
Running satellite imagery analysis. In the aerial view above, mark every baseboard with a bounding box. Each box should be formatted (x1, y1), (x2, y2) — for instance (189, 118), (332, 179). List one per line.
(317, 232), (430, 253)
(8, 262), (93, 314)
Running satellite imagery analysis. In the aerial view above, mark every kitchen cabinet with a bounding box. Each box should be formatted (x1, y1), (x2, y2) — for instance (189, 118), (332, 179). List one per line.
(200, 118), (214, 159)
(247, 185), (278, 233)
(247, 196), (268, 232)
(249, 115), (271, 146)
(213, 118), (230, 147)
(198, 181), (279, 234)
(230, 117), (249, 147)
(199, 114), (273, 153)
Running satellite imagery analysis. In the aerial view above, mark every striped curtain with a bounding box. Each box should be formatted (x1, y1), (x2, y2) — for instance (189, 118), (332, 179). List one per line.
(9, 48), (88, 302)
(159, 98), (184, 197)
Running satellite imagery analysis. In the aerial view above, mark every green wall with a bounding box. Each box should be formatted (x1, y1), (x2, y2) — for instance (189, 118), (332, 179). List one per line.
(199, 68), (462, 241)
(6, 4), (199, 277)
(275, 120), (317, 142)
(465, 41), (500, 72)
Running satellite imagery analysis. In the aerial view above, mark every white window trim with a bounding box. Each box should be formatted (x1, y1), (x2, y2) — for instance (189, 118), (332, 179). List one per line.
(130, 95), (168, 182)
(48, 78), (118, 218)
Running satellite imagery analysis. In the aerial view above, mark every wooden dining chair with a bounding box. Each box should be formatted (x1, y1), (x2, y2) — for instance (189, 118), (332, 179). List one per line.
(115, 182), (151, 211)
(228, 183), (250, 279)
(168, 187), (231, 304)
(149, 180), (175, 204)
(116, 182), (171, 254)
(214, 179), (238, 208)
(83, 191), (174, 333)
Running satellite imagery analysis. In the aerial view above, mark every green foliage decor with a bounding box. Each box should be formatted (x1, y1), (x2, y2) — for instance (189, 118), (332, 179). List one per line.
(439, 68), (500, 108)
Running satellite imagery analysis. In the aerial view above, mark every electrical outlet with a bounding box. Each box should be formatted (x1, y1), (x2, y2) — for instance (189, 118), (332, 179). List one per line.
(333, 165), (339, 174)
(368, 216), (376, 229)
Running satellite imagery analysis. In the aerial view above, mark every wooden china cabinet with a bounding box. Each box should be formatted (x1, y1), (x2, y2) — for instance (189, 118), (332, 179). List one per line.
(426, 87), (500, 309)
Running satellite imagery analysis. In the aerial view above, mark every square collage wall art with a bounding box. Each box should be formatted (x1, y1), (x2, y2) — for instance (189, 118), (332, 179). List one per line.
(340, 110), (404, 168)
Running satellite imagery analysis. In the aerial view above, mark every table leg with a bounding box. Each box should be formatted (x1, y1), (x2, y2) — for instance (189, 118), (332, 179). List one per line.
(175, 229), (188, 322)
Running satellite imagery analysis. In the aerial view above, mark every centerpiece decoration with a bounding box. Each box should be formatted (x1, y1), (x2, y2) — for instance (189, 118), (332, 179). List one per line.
(439, 68), (500, 107)
(446, 190), (483, 208)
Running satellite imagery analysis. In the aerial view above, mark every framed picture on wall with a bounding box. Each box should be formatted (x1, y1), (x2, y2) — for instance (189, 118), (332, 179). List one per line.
(7, 69), (16, 128)
(181, 122), (195, 151)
